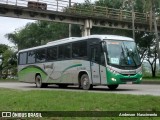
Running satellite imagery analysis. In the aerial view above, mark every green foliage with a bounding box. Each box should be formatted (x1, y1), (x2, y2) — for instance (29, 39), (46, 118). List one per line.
(95, 0), (123, 9)
(134, 0), (144, 12)
(5, 0), (160, 78)
(0, 44), (8, 54)
(134, 31), (159, 77)
(0, 45), (17, 79)
(6, 21), (69, 50)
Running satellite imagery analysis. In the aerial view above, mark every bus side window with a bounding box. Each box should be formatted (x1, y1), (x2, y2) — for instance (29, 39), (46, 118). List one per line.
(19, 52), (27, 65)
(72, 41), (87, 58)
(58, 45), (64, 59)
(64, 44), (71, 59)
(72, 43), (79, 57)
(58, 44), (71, 60)
(27, 51), (35, 64)
(36, 49), (46, 63)
(90, 45), (105, 66)
(91, 47), (99, 63)
(46, 47), (57, 61)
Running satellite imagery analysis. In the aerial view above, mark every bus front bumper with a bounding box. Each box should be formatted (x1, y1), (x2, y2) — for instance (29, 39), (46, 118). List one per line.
(106, 69), (142, 85)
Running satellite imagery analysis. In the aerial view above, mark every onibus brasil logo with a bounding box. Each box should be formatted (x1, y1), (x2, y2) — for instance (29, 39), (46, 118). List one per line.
(1, 112), (42, 118)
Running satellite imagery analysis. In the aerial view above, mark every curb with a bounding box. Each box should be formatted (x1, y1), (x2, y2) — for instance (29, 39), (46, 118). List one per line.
(141, 81), (160, 84)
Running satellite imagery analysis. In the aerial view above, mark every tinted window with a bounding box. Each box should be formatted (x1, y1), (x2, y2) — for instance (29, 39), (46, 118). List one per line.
(46, 47), (57, 61)
(58, 44), (71, 59)
(58, 45), (64, 59)
(19, 52), (27, 65)
(100, 46), (105, 66)
(72, 41), (87, 58)
(91, 47), (99, 63)
(27, 51), (35, 64)
(64, 44), (71, 59)
(36, 49), (46, 63)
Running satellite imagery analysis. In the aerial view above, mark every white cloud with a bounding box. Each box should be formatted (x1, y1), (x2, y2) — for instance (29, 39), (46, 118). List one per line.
(0, 17), (34, 46)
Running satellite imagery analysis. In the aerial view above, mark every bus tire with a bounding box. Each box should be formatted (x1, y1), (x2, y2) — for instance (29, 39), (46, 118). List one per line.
(107, 85), (119, 90)
(81, 74), (92, 90)
(35, 75), (47, 88)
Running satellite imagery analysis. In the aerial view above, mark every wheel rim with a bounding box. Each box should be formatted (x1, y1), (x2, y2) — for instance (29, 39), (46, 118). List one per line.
(36, 77), (41, 87)
(83, 77), (89, 88)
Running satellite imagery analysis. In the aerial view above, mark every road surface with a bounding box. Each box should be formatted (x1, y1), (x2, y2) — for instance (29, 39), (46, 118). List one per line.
(0, 82), (160, 96)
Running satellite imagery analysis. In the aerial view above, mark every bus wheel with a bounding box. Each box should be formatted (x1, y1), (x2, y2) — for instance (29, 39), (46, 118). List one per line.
(35, 75), (47, 88)
(81, 74), (92, 90)
(107, 85), (119, 90)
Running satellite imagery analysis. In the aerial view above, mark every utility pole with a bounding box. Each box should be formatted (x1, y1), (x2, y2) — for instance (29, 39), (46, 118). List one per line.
(0, 55), (2, 65)
(132, 0), (135, 40)
(152, 0), (160, 66)
(0, 54), (2, 79)
(69, 0), (72, 37)
(122, 0), (135, 40)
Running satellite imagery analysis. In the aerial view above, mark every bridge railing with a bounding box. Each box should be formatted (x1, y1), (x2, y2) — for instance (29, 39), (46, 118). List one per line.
(69, 4), (160, 25)
(0, 0), (160, 26)
(66, 4), (152, 24)
(0, 0), (77, 11)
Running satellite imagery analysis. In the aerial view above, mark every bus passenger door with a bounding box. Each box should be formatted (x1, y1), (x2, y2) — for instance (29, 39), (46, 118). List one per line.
(90, 45), (101, 84)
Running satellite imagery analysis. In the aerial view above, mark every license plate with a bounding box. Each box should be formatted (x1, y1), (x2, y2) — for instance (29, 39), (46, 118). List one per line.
(126, 82), (132, 84)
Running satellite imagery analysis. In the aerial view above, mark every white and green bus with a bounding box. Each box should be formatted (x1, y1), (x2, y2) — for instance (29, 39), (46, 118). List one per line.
(18, 35), (142, 90)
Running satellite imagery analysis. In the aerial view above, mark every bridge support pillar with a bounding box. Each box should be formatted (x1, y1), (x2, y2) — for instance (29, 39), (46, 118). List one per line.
(81, 19), (92, 36)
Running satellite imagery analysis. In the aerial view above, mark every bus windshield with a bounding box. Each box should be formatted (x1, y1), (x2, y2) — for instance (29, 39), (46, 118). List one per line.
(105, 40), (141, 68)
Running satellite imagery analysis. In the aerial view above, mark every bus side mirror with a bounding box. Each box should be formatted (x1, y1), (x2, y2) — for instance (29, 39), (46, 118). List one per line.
(101, 41), (107, 53)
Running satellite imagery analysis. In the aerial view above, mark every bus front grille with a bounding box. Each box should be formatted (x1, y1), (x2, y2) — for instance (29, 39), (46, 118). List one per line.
(120, 78), (137, 82)
(121, 74), (136, 76)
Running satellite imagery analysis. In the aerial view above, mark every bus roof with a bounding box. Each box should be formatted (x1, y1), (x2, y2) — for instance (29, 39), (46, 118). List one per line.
(19, 35), (134, 53)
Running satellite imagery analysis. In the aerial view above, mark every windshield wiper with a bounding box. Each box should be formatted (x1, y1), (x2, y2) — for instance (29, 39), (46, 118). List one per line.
(125, 47), (138, 67)
(122, 42), (138, 67)
(120, 45), (128, 65)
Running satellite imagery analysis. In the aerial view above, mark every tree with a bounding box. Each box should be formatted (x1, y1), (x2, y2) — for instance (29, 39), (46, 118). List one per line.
(121, 0), (160, 77)
(138, 0), (160, 77)
(95, 0), (123, 9)
(134, 31), (158, 77)
(6, 21), (69, 50)
(5, 0), (160, 77)
(94, 0), (160, 77)
(0, 44), (16, 79)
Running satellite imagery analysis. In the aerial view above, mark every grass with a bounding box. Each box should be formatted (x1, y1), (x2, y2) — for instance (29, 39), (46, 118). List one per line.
(0, 88), (160, 120)
(0, 78), (18, 82)
(142, 71), (160, 81)
(142, 76), (160, 82)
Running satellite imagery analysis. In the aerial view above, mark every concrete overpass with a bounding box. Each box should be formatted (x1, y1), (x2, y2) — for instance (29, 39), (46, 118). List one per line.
(0, 0), (160, 66)
(0, 0), (160, 37)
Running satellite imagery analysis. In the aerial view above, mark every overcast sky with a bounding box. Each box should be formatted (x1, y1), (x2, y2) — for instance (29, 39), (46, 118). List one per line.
(0, 17), (34, 46)
(0, 0), (97, 47)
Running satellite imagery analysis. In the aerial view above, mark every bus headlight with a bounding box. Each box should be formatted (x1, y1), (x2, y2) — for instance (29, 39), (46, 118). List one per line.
(140, 77), (142, 81)
(111, 78), (116, 81)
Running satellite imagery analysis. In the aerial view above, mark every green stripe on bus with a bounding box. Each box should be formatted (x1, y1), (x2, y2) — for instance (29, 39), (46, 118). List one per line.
(20, 65), (47, 75)
(19, 65), (48, 80)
